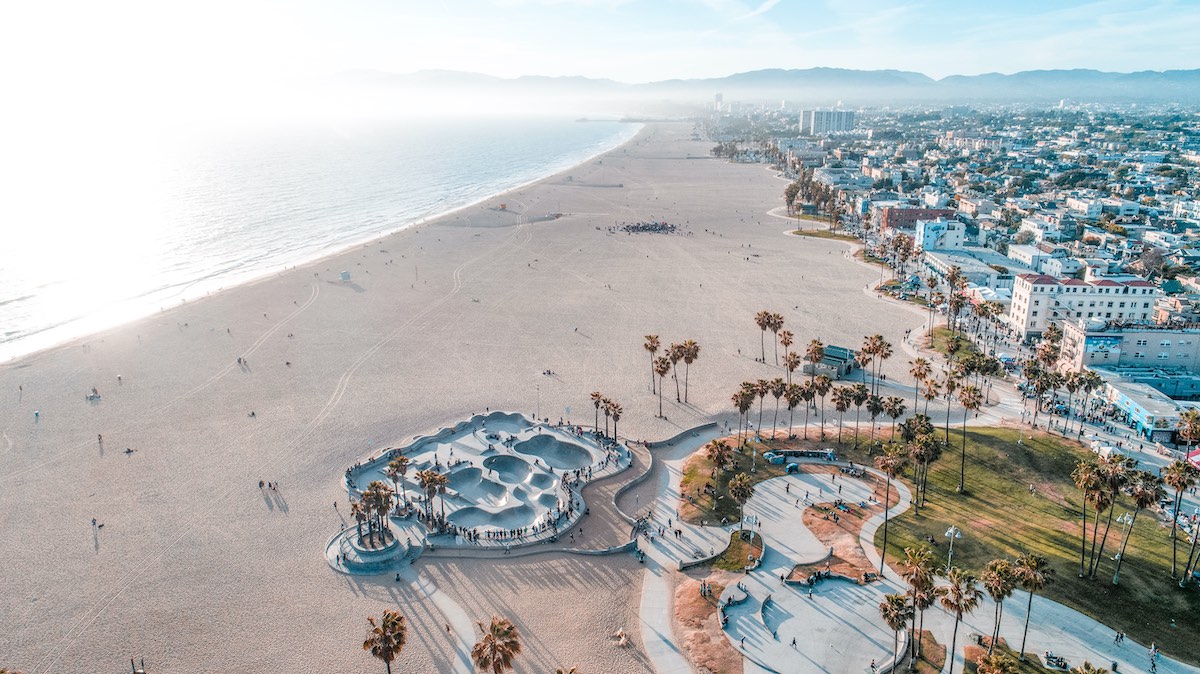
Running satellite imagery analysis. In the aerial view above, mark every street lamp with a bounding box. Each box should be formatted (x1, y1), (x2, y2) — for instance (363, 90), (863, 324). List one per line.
(945, 525), (962, 574)
(1112, 512), (1134, 561)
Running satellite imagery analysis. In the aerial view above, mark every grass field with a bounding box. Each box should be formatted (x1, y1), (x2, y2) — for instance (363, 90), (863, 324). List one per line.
(679, 437), (790, 525)
(930, 325), (981, 363)
(714, 530), (766, 572)
(875, 426), (1200, 664)
(791, 228), (858, 243)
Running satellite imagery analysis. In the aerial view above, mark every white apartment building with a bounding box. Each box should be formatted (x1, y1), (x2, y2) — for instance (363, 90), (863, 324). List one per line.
(1059, 319), (1200, 372)
(1007, 273), (1162, 339)
(914, 218), (965, 251)
(1066, 196), (1102, 219)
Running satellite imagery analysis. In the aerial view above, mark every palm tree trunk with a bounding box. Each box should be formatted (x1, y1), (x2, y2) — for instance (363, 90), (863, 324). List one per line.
(1019, 590), (1034, 660)
(684, 362), (691, 402)
(757, 399), (764, 437)
(988, 601), (1000, 655)
(674, 368), (681, 402)
(788, 406), (795, 439)
(1181, 529), (1200, 587)
(803, 404), (811, 439)
(854, 407), (862, 447)
(1080, 494), (1089, 577)
(947, 617), (961, 674)
(760, 331), (766, 362)
(1087, 506), (1103, 573)
(879, 474), (892, 575)
(1112, 509), (1139, 585)
(773, 399), (780, 440)
(944, 397), (952, 444)
(1171, 489), (1183, 578)
(1090, 505), (1117, 578)
(385, 658), (392, 674)
(657, 383), (663, 418)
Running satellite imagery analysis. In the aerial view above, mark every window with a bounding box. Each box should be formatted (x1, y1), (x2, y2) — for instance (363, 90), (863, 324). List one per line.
(1134, 352), (1145, 358)
(1119, 302), (1126, 308)
(1106, 312), (1112, 318)
(1088, 313), (1094, 318)
(1076, 313), (1082, 318)
(1107, 302), (1114, 308)
(1144, 303), (1150, 308)
(1161, 340), (1172, 347)
(1136, 339), (1148, 346)
(1034, 300), (1040, 306)
(1032, 311), (1039, 316)
(1159, 352), (1170, 360)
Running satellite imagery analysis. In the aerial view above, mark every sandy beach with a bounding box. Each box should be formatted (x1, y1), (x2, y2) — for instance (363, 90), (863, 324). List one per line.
(0, 122), (922, 672)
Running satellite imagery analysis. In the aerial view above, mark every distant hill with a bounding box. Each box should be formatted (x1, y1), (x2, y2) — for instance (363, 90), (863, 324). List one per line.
(337, 67), (1200, 106)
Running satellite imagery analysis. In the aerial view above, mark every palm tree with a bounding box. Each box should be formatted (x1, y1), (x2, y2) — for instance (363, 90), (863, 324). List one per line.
(937, 566), (984, 674)
(814, 375), (832, 439)
(1089, 454), (1133, 578)
(784, 383), (802, 439)
(784, 350), (801, 386)
(879, 593), (913, 668)
(363, 610), (407, 674)
(730, 472), (754, 532)
(668, 343), (685, 402)
(433, 473), (449, 527)
(942, 373), (959, 443)
(884, 396), (907, 440)
(654, 357), (671, 418)
(754, 379), (769, 436)
(957, 385), (982, 494)
(831, 386), (853, 444)
(799, 381), (816, 439)
(768, 313), (784, 365)
(1113, 470), (1165, 585)
(681, 339), (700, 402)
(1013, 552), (1054, 661)
(350, 498), (366, 541)
(805, 339), (825, 383)
(1069, 662), (1108, 674)
(705, 440), (733, 473)
(769, 378), (786, 440)
(976, 653), (1018, 674)
(873, 337), (894, 396)
(920, 378), (940, 417)
(851, 383), (869, 448)
(555, 668), (579, 674)
(981, 559), (1015, 655)
(900, 547), (934, 665)
(1179, 408), (1200, 451)
(1072, 459), (1100, 577)
(1164, 459), (1200, 578)
(590, 391), (604, 433)
(909, 358), (931, 410)
(755, 310), (772, 362)
(386, 456), (411, 512)
(417, 469), (439, 523)
(610, 401), (623, 440)
(875, 443), (910, 574)
(472, 616), (522, 674)
(779, 330), (795, 370)
(602, 397), (613, 437)
(366, 481), (396, 539)
(643, 335), (660, 393)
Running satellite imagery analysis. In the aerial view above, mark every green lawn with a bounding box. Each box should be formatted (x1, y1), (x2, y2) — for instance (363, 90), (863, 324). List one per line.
(714, 530), (766, 572)
(679, 438), (789, 526)
(791, 229), (858, 243)
(930, 326), (981, 362)
(963, 642), (1051, 673)
(876, 427), (1200, 664)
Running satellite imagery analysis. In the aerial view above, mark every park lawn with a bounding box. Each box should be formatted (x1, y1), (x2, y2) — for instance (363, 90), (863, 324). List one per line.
(855, 249), (890, 269)
(714, 530), (766, 572)
(930, 326), (981, 363)
(964, 641), (1052, 673)
(791, 229), (858, 243)
(876, 426), (1200, 665)
(679, 436), (789, 526)
(910, 630), (947, 674)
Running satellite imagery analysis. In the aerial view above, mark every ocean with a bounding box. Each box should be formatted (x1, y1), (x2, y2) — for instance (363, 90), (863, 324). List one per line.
(0, 116), (640, 362)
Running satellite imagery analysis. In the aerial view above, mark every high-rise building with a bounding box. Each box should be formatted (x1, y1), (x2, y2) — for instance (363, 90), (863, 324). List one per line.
(801, 109), (856, 135)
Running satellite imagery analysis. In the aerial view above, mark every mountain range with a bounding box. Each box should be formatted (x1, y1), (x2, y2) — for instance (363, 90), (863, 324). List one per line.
(340, 67), (1200, 107)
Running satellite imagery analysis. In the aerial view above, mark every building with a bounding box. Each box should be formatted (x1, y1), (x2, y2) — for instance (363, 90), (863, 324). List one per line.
(801, 110), (856, 136)
(914, 218), (966, 251)
(1103, 379), (1181, 442)
(1059, 319), (1200, 371)
(879, 207), (956, 231)
(1007, 274), (1161, 339)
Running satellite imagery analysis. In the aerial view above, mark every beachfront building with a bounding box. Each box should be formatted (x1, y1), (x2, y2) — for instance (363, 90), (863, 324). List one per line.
(879, 206), (956, 232)
(1006, 273), (1162, 340)
(1101, 378), (1182, 442)
(1059, 319), (1200, 372)
(923, 246), (1030, 291)
(801, 109), (856, 136)
(914, 218), (966, 251)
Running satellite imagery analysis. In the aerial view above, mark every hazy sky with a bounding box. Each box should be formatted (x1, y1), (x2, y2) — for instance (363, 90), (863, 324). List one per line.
(4, 0), (1199, 93)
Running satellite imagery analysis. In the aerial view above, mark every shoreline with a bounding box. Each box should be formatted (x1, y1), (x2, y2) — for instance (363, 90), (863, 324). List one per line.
(0, 121), (644, 366)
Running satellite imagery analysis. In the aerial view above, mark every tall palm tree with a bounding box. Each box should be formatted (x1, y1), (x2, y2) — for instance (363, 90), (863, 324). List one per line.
(909, 358), (931, 410)
(681, 339), (700, 402)
(363, 610), (407, 674)
(879, 593), (913, 668)
(976, 653), (1018, 674)
(799, 381), (816, 439)
(957, 385), (982, 494)
(1112, 470), (1165, 585)
(1089, 454), (1133, 578)
(805, 339), (825, 383)
(643, 335), (660, 393)
(654, 357), (671, 418)
(433, 473), (450, 527)
(1164, 459), (1200, 578)
(668, 343), (685, 402)
(472, 616), (522, 674)
(779, 330), (795, 370)
(1072, 459), (1100, 578)
(873, 336), (894, 396)
(610, 401), (623, 440)
(590, 391), (604, 433)
(705, 440), (733, 473)
(784, 350), (801, 386)
(350, 498), (367, 541)
(831, 386), (854, 445)
(754, 379), (769, 436)
(769, 378), (786, 440)
(921, 378), (940, 417)
(386, 456), (411, 512)
(937, 567), (984, 674)
(814, 375), (832, 439)
(416, 469), (439, 523)
(784, 383), (802, 439)
(875, 443), (910, 574)
(755, 311), (772, 362)
(900, 547), (935, 665)
(1069, 662), (1108, 674)
(981, 559), (1015, 655)
(851, 383), (869, 448)
(729, 473), (754, 535)
(602, 397), (614, 437)
(1013, 552), (1054, 661)
(768, 313), (785, 365)
(884, 396), (906, 440)
(942, 373), (960, 444)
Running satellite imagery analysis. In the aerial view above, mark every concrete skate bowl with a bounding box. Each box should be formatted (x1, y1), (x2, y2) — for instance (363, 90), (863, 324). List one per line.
(483, 455), (534, 484)
(449, 504), (538, 530)
(514, 435), (592, 471)
(446, 467), (509, 506)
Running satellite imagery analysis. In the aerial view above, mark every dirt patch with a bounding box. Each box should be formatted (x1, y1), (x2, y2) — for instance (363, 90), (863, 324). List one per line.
(675, 573), (743, 674)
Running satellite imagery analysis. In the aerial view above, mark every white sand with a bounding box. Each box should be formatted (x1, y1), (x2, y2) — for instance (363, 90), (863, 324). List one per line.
(0, 123), (922, 672)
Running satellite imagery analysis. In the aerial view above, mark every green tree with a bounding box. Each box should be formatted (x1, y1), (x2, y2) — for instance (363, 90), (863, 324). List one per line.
(1112, 470), (1164, 585)
(875, 443), (910, 575)
(729, 473), (755, 535)
(957, 385), (982, 493)
(643, 335), (660, 394)
(981, 559), (1015, 655)
(1164, 459), (1200, 578)
(879, 593), (913, 668)
(1013, 552), (1054, 661)
(936, 567), (984, 674)
(472, 616), (522, 674)
(363, 610), (407, 674)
